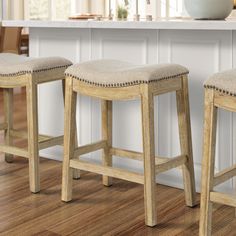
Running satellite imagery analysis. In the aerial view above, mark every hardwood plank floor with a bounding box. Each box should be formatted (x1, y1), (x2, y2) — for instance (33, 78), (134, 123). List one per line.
(0, 89), (236, 236)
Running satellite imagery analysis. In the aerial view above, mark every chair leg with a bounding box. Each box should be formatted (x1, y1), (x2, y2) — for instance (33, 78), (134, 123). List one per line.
(101, 100), (113, 187)
(199, 89), (217, 236)
(176, 76), (196, 207)
(62, 77), (77, 202)
(141, 84), (157, 227)
(3, 88), (14, 163)
(26, 82), (40, 193)
(62, 80), (80, 180)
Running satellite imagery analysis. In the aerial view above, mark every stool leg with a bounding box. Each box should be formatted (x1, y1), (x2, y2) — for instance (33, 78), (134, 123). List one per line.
(141, 85), (157, 227)
(176, 76), (196, 207)
(3, 88), (14, 163)
(62, 77), (77, 202)
(62, 80), (80, 180)
(102, 100), (113, 187)
(26, 82), (40, 193)
(199, 89), (217, 236)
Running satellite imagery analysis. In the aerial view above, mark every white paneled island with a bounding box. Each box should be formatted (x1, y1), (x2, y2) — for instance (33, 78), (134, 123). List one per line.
(3, 19), (236, 192)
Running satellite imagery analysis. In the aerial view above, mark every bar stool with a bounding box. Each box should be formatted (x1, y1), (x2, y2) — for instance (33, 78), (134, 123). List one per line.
(200, 69), (236, 236)
(0, 53), (76, 193)
(62, 60), (196, 226)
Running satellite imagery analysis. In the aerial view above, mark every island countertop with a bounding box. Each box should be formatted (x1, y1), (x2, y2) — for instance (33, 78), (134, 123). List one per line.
(3, 18), (236, 30)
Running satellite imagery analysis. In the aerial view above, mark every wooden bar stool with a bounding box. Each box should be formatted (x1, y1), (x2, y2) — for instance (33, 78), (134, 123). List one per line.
(0, 53), (74, 193)
(62, 60), (196, 226)
(200, 69), (236, 235)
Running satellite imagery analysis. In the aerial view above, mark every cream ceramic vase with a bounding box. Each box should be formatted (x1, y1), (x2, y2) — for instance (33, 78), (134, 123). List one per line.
(184, 0), (234, 20)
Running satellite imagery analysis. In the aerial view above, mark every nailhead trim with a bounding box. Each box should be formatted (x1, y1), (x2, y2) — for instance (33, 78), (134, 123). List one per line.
(204, 84), (236, 97)
(65, 71), (189, 88)
(0, 64), (72, 78)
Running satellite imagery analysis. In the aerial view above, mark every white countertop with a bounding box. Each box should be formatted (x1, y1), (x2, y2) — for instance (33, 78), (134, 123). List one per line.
(4, 18), (236, 30)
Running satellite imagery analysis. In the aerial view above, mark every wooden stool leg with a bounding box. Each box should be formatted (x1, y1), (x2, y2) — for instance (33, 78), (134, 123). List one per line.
(3, 88), (14, 163)
(62, 80), (80, 180)
(199, 89), (217, 236)
(141, 85), (157, 227)
(176, 76), (196, 207)
(26, 81), (40, 193)
(62, 77), (77, 202)
(102, 100), (113, 186)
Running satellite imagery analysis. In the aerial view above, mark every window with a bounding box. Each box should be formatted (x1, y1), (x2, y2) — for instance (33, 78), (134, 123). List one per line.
(26, 0), (184, 21)
(28, 0), (71, 20)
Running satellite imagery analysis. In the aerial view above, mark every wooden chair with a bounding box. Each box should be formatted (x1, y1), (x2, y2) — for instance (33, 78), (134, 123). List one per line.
(0, 53), (74, 193)
(61, 60), (197, 226)
(0, 27), (22, 54)
(200, 69), (236, 235)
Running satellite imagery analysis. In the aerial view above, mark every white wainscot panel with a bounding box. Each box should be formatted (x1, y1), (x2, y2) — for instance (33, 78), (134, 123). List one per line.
(159, 30), (233, 191)
(29, 28), (91, 160)
(89, 29), (158, 172)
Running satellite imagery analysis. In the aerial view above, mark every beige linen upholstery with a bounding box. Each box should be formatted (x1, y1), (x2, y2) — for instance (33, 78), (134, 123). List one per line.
(65, 59), (189, 88)
(0, 53), (72, 79)
(204, 69), (236, 96)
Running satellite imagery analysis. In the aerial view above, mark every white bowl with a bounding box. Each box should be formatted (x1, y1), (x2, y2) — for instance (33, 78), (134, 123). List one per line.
(184, 0), (234, 20)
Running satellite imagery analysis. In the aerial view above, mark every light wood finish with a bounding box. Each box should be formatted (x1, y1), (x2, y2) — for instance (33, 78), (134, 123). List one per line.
(2, 88), (235, 236)
(101, 100), (113, 186)
(210, 192), (236, 208)
(214, 92), (236, 112)
(74, 140), (107, 157)
(140, 84), (157, 226)
(26, 78), (40, 193)
(62, 75), (196, 227)
(213, 163), (236, 187)
(3, 88), (14, 163)
(155, 155), (187, 174)
(62, 77), (77, 202)
(0, 144), (28, 158)
(62, 80), (80, 180)
(176, 76), (196, 207)
(199, 89), (217, 236)
(199, 88), (236, 235)
(110, 147), (143, 160)
(0, 74), (69, 193)
(70, 159), (144, 184)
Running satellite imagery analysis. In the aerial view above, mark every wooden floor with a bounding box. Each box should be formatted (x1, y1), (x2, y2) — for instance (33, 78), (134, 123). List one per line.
(0, 89), (236, 236)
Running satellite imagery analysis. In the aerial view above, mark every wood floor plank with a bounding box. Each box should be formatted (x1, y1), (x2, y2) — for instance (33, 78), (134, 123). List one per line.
(0, 89), (236, 236)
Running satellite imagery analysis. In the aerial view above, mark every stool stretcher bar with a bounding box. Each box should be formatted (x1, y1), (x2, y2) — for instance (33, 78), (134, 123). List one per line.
(210, 191), (236, 208)
(155, 155), (187, 174)
(0, 144), (29, 158)
(213, 164), (236, 187)
(70, 159), (144, 184)
(74, 140), (107, 157)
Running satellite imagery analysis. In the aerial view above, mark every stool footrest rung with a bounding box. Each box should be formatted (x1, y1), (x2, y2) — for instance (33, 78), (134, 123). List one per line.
(39, 135), (64, 150)
(0, 144), (28, 158)
(9, 129), (63, 149)
(213, 164), (236, 187)
(0, 123), (8, 131)
(155, 155), (187, 174)
(70, 159), (144, 184)
(74, 140), (107, 157)
(210, 191), (236, 208)
(109, 148), (143, 160)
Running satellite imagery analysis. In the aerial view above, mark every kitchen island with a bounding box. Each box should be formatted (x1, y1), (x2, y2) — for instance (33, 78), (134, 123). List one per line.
(3, 19), (236, 192)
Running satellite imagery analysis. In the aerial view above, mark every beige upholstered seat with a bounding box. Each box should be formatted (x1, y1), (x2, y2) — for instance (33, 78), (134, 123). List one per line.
(0, 53), (74, 194)
(0, 53), (72, 80)
(65, 59), (189, 88)
(204, 69), (236, 96)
